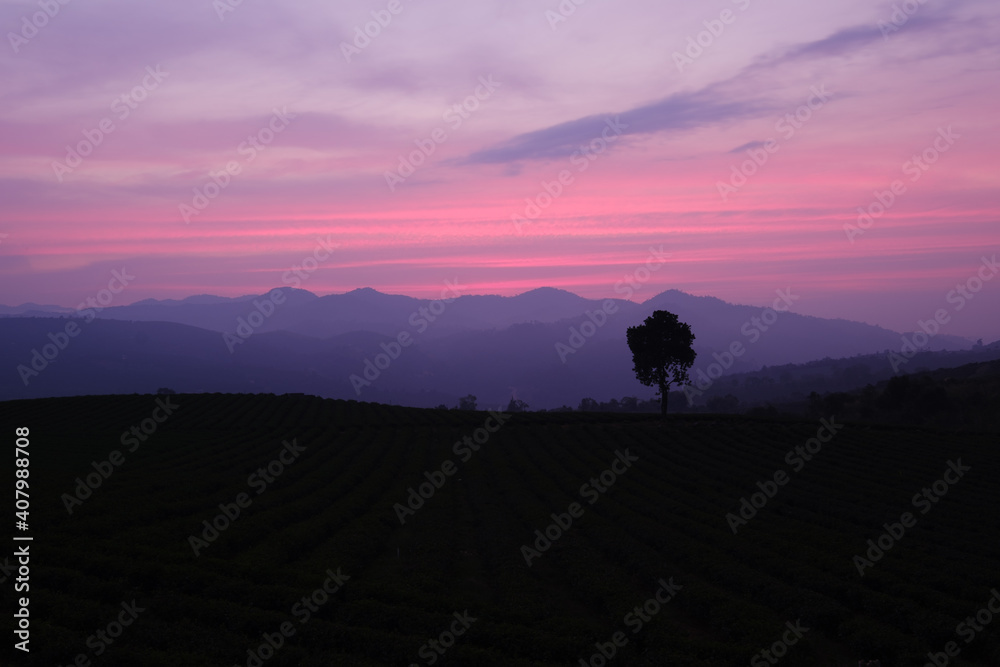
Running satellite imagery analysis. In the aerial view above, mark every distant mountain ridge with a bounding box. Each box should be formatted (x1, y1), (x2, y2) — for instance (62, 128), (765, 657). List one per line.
(1, 286), (978, 348)
(1, 286), (987, 408)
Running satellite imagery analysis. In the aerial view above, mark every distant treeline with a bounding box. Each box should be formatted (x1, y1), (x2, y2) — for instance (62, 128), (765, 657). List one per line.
(560, 358), (1000, 432)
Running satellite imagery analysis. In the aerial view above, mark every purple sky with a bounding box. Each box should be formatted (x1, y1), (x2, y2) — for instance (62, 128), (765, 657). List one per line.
(1, 0), (998, 339)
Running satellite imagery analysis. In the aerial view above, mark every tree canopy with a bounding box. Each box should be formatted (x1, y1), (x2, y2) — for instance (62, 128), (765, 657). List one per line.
(626, 310), (696, 415)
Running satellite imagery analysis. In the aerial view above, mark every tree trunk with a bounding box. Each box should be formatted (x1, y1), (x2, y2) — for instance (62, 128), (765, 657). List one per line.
(660, 383), (669, 416)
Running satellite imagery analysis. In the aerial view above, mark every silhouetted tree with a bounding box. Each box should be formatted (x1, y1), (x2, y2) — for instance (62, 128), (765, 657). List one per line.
(578, 397), (598, 412)
(626, 311), (696, 416)
(458, 394), (478, 410)
(507, 397), (529, 412)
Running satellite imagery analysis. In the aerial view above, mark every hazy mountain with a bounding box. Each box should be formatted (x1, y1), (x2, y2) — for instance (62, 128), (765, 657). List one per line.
(0, 286), (986, 408)
(0, 303), (75, 315)
(14, 286), (977, 351)
(81, 286), (608, 339)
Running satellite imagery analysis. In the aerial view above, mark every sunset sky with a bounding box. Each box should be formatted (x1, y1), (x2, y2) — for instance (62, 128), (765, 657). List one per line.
(1, 0), (998, 338)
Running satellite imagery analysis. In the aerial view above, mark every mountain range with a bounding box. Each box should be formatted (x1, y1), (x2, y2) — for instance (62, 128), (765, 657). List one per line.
(0, 287), (988, 408)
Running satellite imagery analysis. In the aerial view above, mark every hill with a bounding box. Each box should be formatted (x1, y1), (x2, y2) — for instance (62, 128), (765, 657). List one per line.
(665, 348), (1000, 418)
(0, 285), (986, 408)
(791, 358), (1000, 431)
(3, 394), (999, 665)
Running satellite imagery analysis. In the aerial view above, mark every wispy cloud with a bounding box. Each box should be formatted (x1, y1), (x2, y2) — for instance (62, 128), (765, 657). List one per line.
(461, 85), (775, 165)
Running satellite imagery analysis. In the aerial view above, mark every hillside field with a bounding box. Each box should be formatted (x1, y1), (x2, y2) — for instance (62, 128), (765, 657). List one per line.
(2, 393), (999, 666)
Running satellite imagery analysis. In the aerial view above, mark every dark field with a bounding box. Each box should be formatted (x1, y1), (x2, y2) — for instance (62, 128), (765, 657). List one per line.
(3, 393), (998, 666)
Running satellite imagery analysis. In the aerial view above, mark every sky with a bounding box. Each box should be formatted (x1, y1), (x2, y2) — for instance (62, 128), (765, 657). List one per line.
(1, 0), (998, 339)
